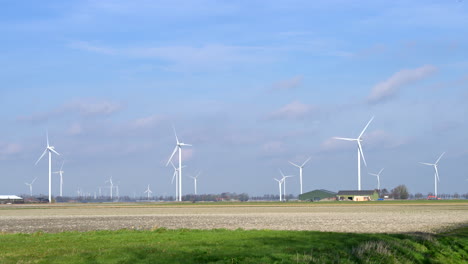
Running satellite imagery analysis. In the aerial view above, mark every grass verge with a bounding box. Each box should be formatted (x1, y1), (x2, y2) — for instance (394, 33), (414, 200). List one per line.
(0, 226), (466, 263)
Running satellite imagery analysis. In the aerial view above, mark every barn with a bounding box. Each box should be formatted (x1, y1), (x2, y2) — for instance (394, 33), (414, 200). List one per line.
(299, 189), (337, 201)
(0, 195), (24, 204)
(337, 190), (379, 201)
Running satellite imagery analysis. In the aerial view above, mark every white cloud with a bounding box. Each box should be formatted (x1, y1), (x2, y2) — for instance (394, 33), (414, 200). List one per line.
(131, 114), (166, 129)
(267, 101), (315, 120)
(18, 98), (123, 123)
(367, 65), (437, 104)
(0, 143), (22, 160)
(270, 75), (303, 91)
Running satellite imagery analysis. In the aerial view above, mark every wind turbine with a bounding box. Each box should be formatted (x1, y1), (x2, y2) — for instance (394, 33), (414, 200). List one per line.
(35, 131), (60, 203)
(25, 177), (37, 196)
(190, 171), (201, 195)
(279, 169), (294, 201)
(334, 116), (374, 190)
(274, 178), (283, 201)
(144, 184), (153, 200)
(288, 157), (311, 194)
(105, 177), (114, 200)
(53, 161), (65, 196)
(420, 152), (445, 197)
(368, 168), (384, 190)
(166, 127), (192, 202)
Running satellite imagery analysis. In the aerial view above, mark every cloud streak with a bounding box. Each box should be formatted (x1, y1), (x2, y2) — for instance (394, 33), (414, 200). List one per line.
(18, 98), (123, 123)
(367, 65), (437, 104)
(266, 101), (316, 120)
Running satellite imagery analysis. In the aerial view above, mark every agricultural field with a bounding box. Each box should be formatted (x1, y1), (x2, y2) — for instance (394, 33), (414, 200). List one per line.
(0, 201), (467, 233)
(0, 201), (467, 263)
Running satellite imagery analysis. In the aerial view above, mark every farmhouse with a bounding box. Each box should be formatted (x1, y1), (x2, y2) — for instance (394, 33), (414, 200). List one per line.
(337, 190), (379, 201)
(299, 189), (337, 201)
(0, 195), (24, 204)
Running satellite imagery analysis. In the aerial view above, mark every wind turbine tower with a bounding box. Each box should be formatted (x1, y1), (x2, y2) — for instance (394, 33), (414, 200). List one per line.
(166, 127), (192, 201)
(420, 152), (445, 197)
(25, 177), (37, 196)
(106, 177), (114, 200)
(288, 157), (311, 194)
(334, 116), (374, 190)
(368, 168), (384, 190)
(53, 161), (65, 196)
(35, 131), (60, 203)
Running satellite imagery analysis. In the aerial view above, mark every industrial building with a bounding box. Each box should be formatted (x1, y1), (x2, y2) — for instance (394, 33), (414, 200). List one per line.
(337, 190), (379, 201)
(298, 189), (337, 201)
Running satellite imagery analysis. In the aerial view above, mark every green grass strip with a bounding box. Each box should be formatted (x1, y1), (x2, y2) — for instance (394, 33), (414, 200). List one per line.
(1, 226), (466, 263)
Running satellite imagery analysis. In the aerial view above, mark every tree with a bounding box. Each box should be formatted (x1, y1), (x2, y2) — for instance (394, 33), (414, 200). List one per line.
(391, 185), (409, 199)
(414, 193), (423, 199)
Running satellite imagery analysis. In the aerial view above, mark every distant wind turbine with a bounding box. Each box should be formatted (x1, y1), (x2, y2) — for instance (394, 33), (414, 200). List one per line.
(35, 131), (60, 203)
(166, 127), (192, 202)
(144, 184), (153, 200)
(279, 169), (294, 201)
(420, 152), (445, 197)
(25, 177), (37, 196)
(334, 116), (374, 190)
(289, 157), (311, 194)
(170, 161), (186, 199)
(105, 177), (114, 200)
(274, 178), (283, 202)
(53, 161), (65, 196)
(190, 171), (201, 195)
(368, 168), (384, 190)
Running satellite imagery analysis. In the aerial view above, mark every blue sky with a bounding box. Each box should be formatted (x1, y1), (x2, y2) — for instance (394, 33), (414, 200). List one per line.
(1, 0), (467, 197)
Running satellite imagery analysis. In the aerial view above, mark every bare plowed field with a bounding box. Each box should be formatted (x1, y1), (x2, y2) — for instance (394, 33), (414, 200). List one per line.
(0, 203), (467, 233)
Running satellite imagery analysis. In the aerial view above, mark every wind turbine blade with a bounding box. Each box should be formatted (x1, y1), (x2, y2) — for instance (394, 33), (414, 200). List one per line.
(378, 168), (384, 175)
(35, 149), (47, 165)
(419, 162), (433, 166)
(60, 161), (65, 171)
(357, 141), (367, 167)
(301, 157), (312, 167)
(434, 166), (440, 181)
(50, 148), (60, 155)
(181, 143), (192, 147)
(288, 161), (300, 168)
(46, 130), (49, 147)
(166, 146), (178, 166)
(31, 177), (37, 184)
(368, 173), (378, 176)
(173, 126), (179, 144)
(358, 116), (374, 139)
(333, 137), (356, 141)
(171, 171), (177, 184)
(435, 152), (445, 164)
(279, 169), (285, 177)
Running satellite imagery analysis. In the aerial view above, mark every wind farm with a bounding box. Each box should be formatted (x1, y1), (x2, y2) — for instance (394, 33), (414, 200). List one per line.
(1, 1), (468, 263)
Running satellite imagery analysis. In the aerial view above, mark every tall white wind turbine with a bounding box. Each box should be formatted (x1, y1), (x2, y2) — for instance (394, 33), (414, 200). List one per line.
(288, 157), (311, 194)
(274, 178), (283, 202)
(35, 131), (60, 203)
(25, 177), (37, 196)
(279, 169), (294, 201)
(166, 127), (192, 202)
(190, 172), (201, 195)
(420, 152), (445, 197)
(144, 184), (153, 200)
(368, 168), (384, 190)
(334, 116), (374, 190)
(53, 161), (65, 196)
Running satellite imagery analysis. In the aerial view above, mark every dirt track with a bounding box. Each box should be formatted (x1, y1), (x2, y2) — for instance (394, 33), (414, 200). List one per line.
(0, 203), (467, 233)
